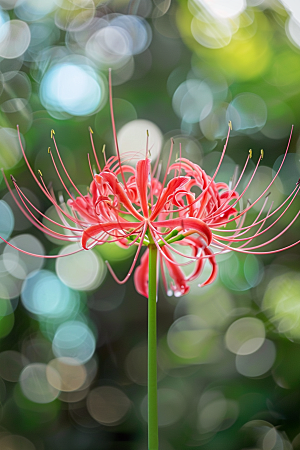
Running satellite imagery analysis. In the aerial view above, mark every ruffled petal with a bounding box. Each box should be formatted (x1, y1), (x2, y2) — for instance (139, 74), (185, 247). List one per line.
(68, 196), (99, 224)
(95, 172), (144, 221)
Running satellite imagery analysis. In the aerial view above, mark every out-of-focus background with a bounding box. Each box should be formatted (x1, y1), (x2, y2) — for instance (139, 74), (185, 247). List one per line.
(0, 0), (300, 449)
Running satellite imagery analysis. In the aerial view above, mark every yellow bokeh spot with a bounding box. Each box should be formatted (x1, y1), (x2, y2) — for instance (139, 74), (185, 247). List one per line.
(177, 5), (273, 81)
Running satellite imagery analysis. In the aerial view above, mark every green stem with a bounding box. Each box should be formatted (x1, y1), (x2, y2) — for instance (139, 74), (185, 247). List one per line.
(148, 243), (158, 450)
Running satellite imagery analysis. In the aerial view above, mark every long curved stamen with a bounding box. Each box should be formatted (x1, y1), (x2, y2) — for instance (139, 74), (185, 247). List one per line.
(193, 122), (232, 204)
(13, 182), (82, 239)
(44, 185), (84, 235)
(127, 231), (147, 247)
(105, 223), (147, 284)
(89, 126), (101, 173)
(211, 184), (299, 235)
(215, 187), (299, 244)
(48, 148), (79, 201)
(16, 127), (85, 227)
(213, 202), (300, 253)
(0, 234), (84, 258)
(108, 69), (128, 192)
(17, 126), (56, 199)
(2, 170), (82, 234)
(51, 133), (86, 201)
(215, 126), (294, 227)
(38, 174), (87, 227)
(214, 201), (273, 249)
(149, 228), (197, 267)
(238, 202), (274, 249)
(111, 152), (143, 174)
(5, 177), (77, 240)
(213, 233), (300, 255)
(87, 153), (95, 179)
(159, 123), (232, 216)
(227, 194), (271, 240)
(205, 153), (251, 221)
(206, 153), (262, 225)
(215, 202), (300, 248)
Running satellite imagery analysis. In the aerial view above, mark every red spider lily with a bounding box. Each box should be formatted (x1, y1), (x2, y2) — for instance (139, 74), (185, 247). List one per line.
(1, 74), (300, 298)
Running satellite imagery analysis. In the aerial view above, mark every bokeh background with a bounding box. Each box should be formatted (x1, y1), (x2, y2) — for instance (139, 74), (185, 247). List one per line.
(0, 0), (300, 449)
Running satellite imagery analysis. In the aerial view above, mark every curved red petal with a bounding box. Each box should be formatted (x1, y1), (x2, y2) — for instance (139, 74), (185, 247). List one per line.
(95, 172), (144, 221)
(154, 217), (212, 246)
(179, 236), (205, 282)
(161, 246), (189, 296)
(199, 247), (218, 287)
(150, 177), (189, 221)
(136, 158), (150, 218)
(81, 221), (143, 250)
(134, 249), (149, 297)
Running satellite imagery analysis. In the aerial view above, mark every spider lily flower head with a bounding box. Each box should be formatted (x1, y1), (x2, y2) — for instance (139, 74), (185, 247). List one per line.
(1, 73), (300, 298)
